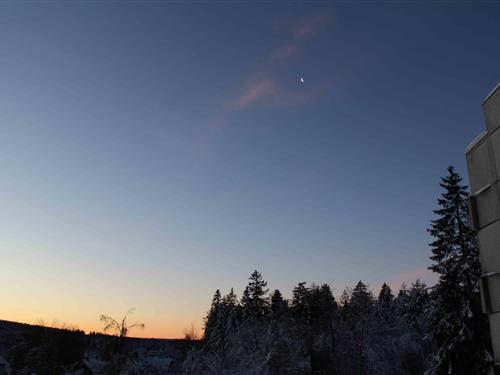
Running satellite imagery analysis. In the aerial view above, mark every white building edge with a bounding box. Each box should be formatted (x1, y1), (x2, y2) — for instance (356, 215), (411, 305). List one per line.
(466, 82), (500, 373)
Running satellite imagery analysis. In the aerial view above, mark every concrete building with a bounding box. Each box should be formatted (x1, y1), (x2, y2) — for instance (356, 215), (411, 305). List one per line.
(466, 83), (500, 371)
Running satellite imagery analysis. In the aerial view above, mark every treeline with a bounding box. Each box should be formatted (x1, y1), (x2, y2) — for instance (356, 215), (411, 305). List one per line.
(7, 323), (86, 373)
(183, 167), (491, 375)
(183, 272), (432, 374)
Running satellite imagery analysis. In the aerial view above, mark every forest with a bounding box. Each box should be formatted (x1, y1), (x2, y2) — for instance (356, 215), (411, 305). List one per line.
(183, 167), (492, 375)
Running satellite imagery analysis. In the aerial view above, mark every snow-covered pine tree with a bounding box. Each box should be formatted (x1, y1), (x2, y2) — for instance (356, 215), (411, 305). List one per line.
(339, 288), (351, 321)
(241, 270), (270, 321)
(427, 166), (491, 374)
(308, 284), (338, 374)
(395, 283), (410, 317)
(270, 289), (288, 319)
(350, 281), (373, 316)
(378, 283), (394, 307)
(349, 281), (374, 373)
(291, 282), (310, 324)
(308, 284), (337, 331)
(397, 283), (408, 300)
(184, 289), (239, 374)
(240, 287), (251, 317)
(203, 289), (221, 345)
(404, 279), (430, 333)
(221, 288), (239, 338)
(377, 283), (395, 324)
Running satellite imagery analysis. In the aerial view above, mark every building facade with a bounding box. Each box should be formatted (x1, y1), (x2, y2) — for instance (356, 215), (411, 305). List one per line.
(466, 83), (500, 371)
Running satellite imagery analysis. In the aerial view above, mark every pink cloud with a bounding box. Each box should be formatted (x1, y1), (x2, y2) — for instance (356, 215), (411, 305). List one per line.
(205, 79), (276, 135)
(269, 42), (301, 61)
(232, 79), (275, 109)
(295, 22), (316, 38)
(268, 12), (332, 63)
(203, 11), (333, 140)
(234, 12), (332, 104)
(293, 12), (332, 39)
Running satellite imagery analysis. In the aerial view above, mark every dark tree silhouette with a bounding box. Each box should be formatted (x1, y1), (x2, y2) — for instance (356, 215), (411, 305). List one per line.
(241, 270), (270, 321)
(100, 308), (144, 338)
(427, 166), (491, 374)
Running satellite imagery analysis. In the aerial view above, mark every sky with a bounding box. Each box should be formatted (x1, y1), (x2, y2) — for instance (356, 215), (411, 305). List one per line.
(0, 2), (499, 339)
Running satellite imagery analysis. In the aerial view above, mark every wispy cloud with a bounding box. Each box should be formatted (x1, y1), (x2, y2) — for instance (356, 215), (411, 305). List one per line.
(269, 12), (332, 62)
(232, 79), (275, 110)
(268, 42), (301, 62)
(293, 12), (331, 39)
(204, 11), (333, 138)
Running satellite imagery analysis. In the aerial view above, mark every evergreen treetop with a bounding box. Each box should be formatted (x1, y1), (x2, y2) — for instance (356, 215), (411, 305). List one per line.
(241, 270), (270, 320)
(427, 166), (490, 374)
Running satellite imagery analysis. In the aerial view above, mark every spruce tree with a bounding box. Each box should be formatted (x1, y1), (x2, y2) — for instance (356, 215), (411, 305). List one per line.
(395, 283), (410, 316)
(427, 166), (490, 374)
(377, 283), (395, 324)
(202, 288), (240, 371)
(378, 283), (394, 307)
(241, 270), (270, 320)
(308, 284), (337, 332)
(223, 288), (238, 306)
(291, 282), (310, 324)
(310, 284), (338, 374)
(339, 289), (351, 321)
(349, 281), (373, 373)
(222, 288), (239, 330)
(404, 279), (429, 333)
(350, 281), (373, 317)
(203, 289), (221, 345)
(270, 289), (288, 319)
(215, 289), (239, 353)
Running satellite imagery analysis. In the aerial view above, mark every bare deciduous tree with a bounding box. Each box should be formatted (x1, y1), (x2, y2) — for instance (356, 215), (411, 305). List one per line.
(100, 308), (145, 338)
(184, 322), (200, 341)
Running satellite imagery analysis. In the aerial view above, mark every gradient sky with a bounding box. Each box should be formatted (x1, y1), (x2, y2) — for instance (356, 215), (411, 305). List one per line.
(1, 2), (499, 338)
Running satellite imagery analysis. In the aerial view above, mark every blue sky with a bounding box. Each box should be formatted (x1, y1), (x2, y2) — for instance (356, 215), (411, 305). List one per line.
(0, 2), (499, 337)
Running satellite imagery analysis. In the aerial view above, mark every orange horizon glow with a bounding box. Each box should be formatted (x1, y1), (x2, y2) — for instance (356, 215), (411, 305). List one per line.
(0, 312), (204, 340)
(1, 265), (437, 340)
